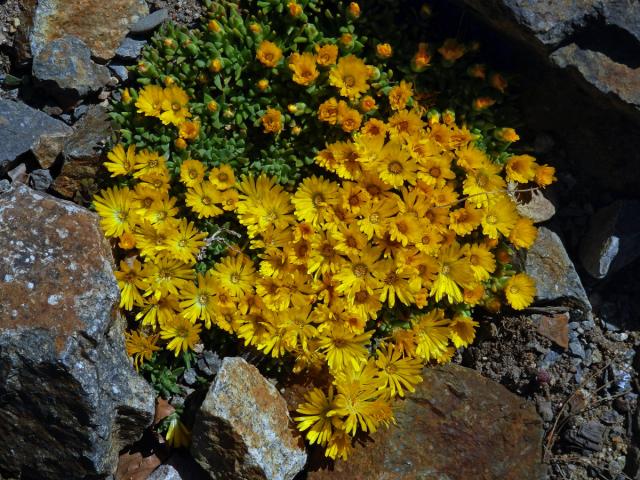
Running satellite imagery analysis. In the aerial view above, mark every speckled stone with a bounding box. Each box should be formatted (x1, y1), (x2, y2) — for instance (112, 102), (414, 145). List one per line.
(191, 357), (307, 480)
(0, 184), (155, 479)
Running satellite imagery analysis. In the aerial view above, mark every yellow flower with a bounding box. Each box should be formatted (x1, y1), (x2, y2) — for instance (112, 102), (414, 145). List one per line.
(174, 138), (187, 150)
(315, 44), (339, 66)
(449, 315), (479, 348)
(292, 175), (340, 227)
(211, 254), (256, 298)
(506, 154), (537, 183)
(412, 309), (451, 362)
(209, 164), (235, 190)
(179, 273), (218, 328)
(505, 273), (536, 310)
(481, 196), (519, 239)
(373, 260), (421, 307)
(288, 1), (302, 17)
(509, 217), (538, 249)
(185, 181), (223, 218)
(430, 242), (475, 303)
(318, 97), (339, 124)
(179, 159), (206, 188)
(412, 42), (431, 71)
(357, 198), (398, 239)
(118, 232), (136, 250)
(261, 107), (283, 133)
(337, 102), (362, 133)
(105, 144), (137, 177)
(209, 58), (222, 73)
(465, 243), (496, 281)
(376, 140), (416, 187)
(448, 202), (483, 236)
(535, 164), (556, 187)
(125, 330), (160, 370)
(374, 344), (423, 398)
(495, 127), (519, 143)
(376, 43), (393, 58)
(160, 315), (202, 356)
(160, 86), (191, 126)
(295, 387), (339, 446)
(329, 55), (370, 100)
(135, 85), (165, 118)
(164, 218), (207, 264)
(388, 109), (425, 139)
(334, 245), (383, 298)
(359, 95), (376, 112)
(438, 38), (465, 62)
(93, 186), (138, 238)
(115, 259), (146, 310)
(207, 100), (218, 112)
(178, 119), (200, 141)
(165, 416), (191, 448)
(347, 2), (361, 18)
(208, 19), (221, 32)
(256, 40), (283, 67)
(142, 255), (194, 300)
(288, 52), (319, 86)
(388, 80), (413, 111)
(319, 324), (372, 372)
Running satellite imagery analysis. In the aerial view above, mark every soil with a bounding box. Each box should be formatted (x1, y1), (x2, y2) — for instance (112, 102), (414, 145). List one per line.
(146, 0), (206, 27)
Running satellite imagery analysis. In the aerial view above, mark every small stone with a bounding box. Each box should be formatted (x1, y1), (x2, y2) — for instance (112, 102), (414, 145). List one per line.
(537, 400), (554, 422)
(30, 0), (149, 61)
(525, 227), (591, 312)
(148, 465), (182, 480)
(563, 420), (607, 452)
(116, 37), (146, 60)
(516, 189), (556, 223)
(0, 179), (10, 193)
(541, 349), (561, 367)
(29, 169), (53, 191)
(569, 340), (586, 359)
(32, 131), (70, 169)
(129, 9), (169, 34)
(7, 163), (27, 183)
(32, 36), (111, 103)
(600, 410), (622, 426)
(535, 312), (569, 349)
(191, 357), (307, 480)
(109, 64), (129, 82)
(0, 99), (72, 173)
(182, 368), (197, 386)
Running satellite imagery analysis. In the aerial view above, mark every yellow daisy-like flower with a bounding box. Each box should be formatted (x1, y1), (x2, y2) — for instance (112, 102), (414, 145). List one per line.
(256, 40), (283, 67)
(329, 55), (370, 99)
(509, 217), (538, 249)
(449, 315), (479, 348)
(412, 309), (451, 362)
(185, 181), (223, 219)
(318, 97), (339, 125)
(481, 195), (519, 239)
(535, 164), (557, 187)
(164, 218), (207, 264)
(376, 141), (416, 187)
(211, 254), (256, 298)
(93, 186), (138, 238)
(506, 154), (537, 184)
(292, 175), (340, 227)
(209, 164), (235, 190)
(465, 243), (496, 281)
(288, 52), (319, 86)
(295, 387), (338, 446)
(261, 107), (283, 134)
(430, 242), (475, 303)
(315, 44), (339, 66)
(179, 273), (218, 328)
(142, 255), (194, 300)
(160, 85), (191, 126)
(104, 144), (137, 177)
(178, 119), (201, 141)
(318, 325), (373, 372)
(337, 102), (362, 133)
(135, 84), (165, 118)
(179, 159), (206, 188)
(125, 330), (160, 370)
(114, 259), (146, 310)
(374, 343), (423, 398)
(160, 315), (202, 356)
(438, 38), (465, 62)
(505, 273), (536, 310)
(388, 80), (413, 111)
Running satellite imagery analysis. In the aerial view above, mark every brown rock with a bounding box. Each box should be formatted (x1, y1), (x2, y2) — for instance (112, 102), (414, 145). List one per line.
(32, 131), (69, 168)
(535, 312), (570, 349)
(308, 364), (545, 480)
(191, 357), (307, 480)
(30, 0), (148, 61)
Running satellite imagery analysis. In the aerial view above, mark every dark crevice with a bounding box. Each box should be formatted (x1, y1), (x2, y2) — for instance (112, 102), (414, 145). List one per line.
(558, 15), (640, 68)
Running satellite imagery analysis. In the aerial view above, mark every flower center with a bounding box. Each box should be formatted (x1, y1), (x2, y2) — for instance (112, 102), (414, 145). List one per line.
(369, 213), (380, 224)
(441, 264), (451, 275)
(509, 286), (519, 294)
(388, 161), (403, 174)
(312, 193), (325, 206)
(353, 263), (368, 278)
(202, 196), (211, 206)
(486, 214), (497, 225)
(230, 273), (240, 284)
(344, 75), (356, 87)
(197, 293), (209, 305)
(172, 103), (181, 112)
(430, 167), (441, 177)
(476, 173), (488, 188)
(189, 169), (199, 179)
(470, 254), (479, 265)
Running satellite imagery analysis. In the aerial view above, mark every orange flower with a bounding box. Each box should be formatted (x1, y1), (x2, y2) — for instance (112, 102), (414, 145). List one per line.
(318, 98), (339, 125)
(348, 2), (361, 17)
(412, 42), (431, 71)
(472, 97), (496, 111)
(256, 40), (283, 67)
(261, 108), (283, 133)
(490, 73), (508, 93)
(288, 52), (319, 86)
(438, 38), (465, 62)
(376, 43), (393, 59)
(288, 1), (302, 17)
(337, 101), (362, 133)
(315, 44), (339, 66)
(360, 95), (376, 112)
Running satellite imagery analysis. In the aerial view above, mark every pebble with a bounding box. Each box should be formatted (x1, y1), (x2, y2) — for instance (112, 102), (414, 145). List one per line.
(109, 64), (129, 83)
(29, 169), (53, 191)
(537, 400), (554, 422)
(569, 340), (586, 359)
(0, 179), (11, 193)
(600, 410), (622, 425)
(541, 350), (561, 367)
(115, 37), (146, 60)
(182, 368), (197, 386)
(129, 9), (169, 34)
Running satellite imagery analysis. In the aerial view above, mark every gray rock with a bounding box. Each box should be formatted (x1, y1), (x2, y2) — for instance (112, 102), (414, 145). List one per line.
(130, 9), (169, 34)
(525, 227), (591, 312)
(537, 400), (554, 422)
(29, 169), (53, 191)
(116, 37), (146, 60)
(580, 200), (640, 279)
(0, 184), (155, 479)
(0, 179), (10, 193)
(183, 368), (198, 386)
(569, 340), (586, 359)
(149, 465), (183, 480)
(63, 104), (111, 162)
(30, 0), (148, 61)
(191, 357), (307, 480)
(7, 163), (27, 183)
(516, 189), (556, 223)
(109, 63), (130, 82)
(32, 35), (111, 102)
(0, 99), (72, 172)
(563, 420), (607, 453)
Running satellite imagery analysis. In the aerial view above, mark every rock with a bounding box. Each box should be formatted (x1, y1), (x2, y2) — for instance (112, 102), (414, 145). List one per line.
(537, 400), (554, 423)
(32, 131), (70, 168)
(569, 340), (586, 360)
(32, 36), (111, 104)
(7, 163), (27, 183)
(308, 364), (545, 480)
(182, 368), (197, 386)
(29, 168), (53, 191)
(0, 179), (11, 193)
(116, 37), (146, 60)
(191, 357), (307, 480)
(0, 99), (72, 173)
(166, 451), (210, 480)
(52, 105), (112, 202)
(197, 350), (222, 377)
(533, 312), (569, 349)
(525, 227), (591, 312)
(30, 0), (149, 61)
(129, 9), (169, 34)
(149, 465), (183, 480)
(516, 189), (556, 223)
(580, 200), (640, 279)
(110, 64), (130, 82)
(0, 184), (155, 479)
(563, 420), (607, 453)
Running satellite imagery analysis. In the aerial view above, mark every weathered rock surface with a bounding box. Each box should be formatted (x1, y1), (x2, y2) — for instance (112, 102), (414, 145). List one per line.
(52, 105), (112, 202)
(116, 37), (147, 60)
(191, 357), (307, 480)
(129, 9), (169, 34)
(30, 0), (149, 61)
(580, 200), (640, 279)
(149, 465), (183, 480)
(0, 184), (155, 479)
(456, 0), (640, 119)
(307, 364), (545, 480)
(32, 36), (111, 102)
(0, 99), (72, 172)
(516, 189), (556, 223)
(525, 227), (591, 312)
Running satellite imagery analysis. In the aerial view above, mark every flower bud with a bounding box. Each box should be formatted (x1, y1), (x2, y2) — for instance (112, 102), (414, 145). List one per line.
(174, 138), (187, 150)
(348, 2), (361, 18)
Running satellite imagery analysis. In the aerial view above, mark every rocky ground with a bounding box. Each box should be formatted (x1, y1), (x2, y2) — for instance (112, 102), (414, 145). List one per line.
(1, 1), (639, 479)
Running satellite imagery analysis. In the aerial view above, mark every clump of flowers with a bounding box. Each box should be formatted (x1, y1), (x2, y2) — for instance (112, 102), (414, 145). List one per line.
(97, 0), (556, 461)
